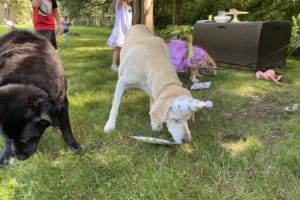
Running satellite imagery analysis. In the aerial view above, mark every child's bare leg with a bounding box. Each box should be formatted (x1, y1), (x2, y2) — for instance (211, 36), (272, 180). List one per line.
(111, 47), (121, 72)
(190, 66), (200, 83)
(112, 47), (121, 66)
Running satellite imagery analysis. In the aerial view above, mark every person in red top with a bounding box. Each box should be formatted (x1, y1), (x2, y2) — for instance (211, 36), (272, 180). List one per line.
(32, 0), (63, 49)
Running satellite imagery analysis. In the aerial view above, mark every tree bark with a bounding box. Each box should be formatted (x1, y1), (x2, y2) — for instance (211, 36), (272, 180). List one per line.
(172, 0), (182, 25)
(133, 0), (154, 32)
(133, 0), (141, 24)
(142, 0), (154, 32)
(172, 0), (176, 25)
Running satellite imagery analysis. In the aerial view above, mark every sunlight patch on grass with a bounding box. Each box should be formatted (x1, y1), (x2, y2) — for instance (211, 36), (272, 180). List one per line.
(122, 90), (147, 102)
(222, 136), (262, 156)
(69, 92), (112, 108)
(74, 38), (100, 41)
(181, 144), (194, 154)
(69, 94), (95, 108)
(232, 85), (257, 97)
(0, 178), (17, 200)
(72, 46), (109, 53)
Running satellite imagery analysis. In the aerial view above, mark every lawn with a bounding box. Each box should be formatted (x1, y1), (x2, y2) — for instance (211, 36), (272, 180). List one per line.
(0, 25), (299, 200)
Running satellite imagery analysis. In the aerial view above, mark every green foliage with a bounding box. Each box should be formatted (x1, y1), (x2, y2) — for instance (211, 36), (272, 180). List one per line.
(157, 25), (192, 41)
(0, 0), (31, 24)
(244, 0), (299, 22)
(10, 0), (295, 28)
(58, 0), (112, 26)
(154, 0), (213, 29)
(290, 14), (300, 56)
(154, 0), (300, 27)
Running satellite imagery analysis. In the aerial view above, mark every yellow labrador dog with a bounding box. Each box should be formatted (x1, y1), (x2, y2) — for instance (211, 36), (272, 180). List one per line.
(104, 25), (212, 144)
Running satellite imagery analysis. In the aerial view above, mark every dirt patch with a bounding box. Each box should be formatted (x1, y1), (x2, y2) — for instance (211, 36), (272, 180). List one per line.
(260, 127), (289, 145)
(219, 92), (295, 143)
(219, 132), (245, 142)
(227, 95), (292, 123)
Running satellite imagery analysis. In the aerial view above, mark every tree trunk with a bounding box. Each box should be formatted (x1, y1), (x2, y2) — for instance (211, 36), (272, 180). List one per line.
(172, 0), (176, 25)
(133, 0), (141, 24)
(172, 0), (181, 25)
(142, 0), (154, 32)
(133, 0), (154, 32)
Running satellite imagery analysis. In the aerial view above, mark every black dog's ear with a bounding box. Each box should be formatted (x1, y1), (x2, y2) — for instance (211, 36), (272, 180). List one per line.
(46, 99), (63, 118)
(28, 97), (43, 110)
(27, 86), (49, 111)
(28, 95), (63, 126)
(43, 99), (63, 126)
(49, 99), (63, 114)
(28, 97), (54, 124)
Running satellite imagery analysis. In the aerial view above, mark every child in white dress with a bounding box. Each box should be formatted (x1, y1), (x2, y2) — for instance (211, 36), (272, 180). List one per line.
(107, 0), (133, 72)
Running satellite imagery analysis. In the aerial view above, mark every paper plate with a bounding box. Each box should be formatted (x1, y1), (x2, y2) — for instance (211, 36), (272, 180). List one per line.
(190, 82), (211, 90)
(130, 136), (178, 145)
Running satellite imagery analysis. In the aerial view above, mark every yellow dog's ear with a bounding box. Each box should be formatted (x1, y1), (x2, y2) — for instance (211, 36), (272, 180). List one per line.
(149, 98), (172, 125)
(206, 54), (217, 69)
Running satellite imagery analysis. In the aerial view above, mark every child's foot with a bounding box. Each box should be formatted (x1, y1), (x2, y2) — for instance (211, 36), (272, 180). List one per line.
(111, 64), (118, 72)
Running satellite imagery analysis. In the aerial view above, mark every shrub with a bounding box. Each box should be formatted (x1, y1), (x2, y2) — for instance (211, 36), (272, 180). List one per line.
(289, 14), (300, 56)
(157, 25), (193, 41)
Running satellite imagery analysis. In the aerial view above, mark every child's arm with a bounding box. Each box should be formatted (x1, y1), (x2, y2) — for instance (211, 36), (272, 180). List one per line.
(53, 8), (63, 33)
(32, 0), (42, 8)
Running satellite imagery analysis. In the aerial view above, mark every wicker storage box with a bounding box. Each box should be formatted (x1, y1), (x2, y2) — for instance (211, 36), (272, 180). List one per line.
(193, 21), (291, 70)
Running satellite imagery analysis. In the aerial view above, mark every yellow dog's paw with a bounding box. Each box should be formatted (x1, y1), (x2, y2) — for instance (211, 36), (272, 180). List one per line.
(104, 121), (116, 133)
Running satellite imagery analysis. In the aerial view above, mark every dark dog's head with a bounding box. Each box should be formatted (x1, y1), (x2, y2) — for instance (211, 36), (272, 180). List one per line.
(0, 84), (61, 160)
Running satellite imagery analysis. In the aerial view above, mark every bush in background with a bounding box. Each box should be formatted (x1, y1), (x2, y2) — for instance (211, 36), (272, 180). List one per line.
(289, 14), (300, 57)
(157, 25), (192, 41)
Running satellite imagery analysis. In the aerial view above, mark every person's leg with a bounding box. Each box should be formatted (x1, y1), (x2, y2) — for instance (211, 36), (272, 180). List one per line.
(111, 47), (121, 72)
(36, 30), (57, 49)
(63, 30), (69, 43)
(50, 30), (57, 49)
(63, 33), (67, 43)
(36, 30), (52, 41)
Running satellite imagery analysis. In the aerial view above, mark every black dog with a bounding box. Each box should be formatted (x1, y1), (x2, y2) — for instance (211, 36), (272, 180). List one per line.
(0, 31), (82, 166)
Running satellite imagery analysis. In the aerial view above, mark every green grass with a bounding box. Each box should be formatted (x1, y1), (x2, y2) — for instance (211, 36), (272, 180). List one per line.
(0, 25), (299, 199)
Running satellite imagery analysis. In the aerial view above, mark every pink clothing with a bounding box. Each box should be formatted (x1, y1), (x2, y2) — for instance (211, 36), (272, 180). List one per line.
(107, 0), (132, 48)
(167, 40), (207, 72)
(167, 40), (191, 72)
(191, 45), (207, 68)
(255, 70), (282, 85)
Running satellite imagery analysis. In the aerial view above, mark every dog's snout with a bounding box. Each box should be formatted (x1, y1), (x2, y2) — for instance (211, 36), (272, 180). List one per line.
(15, 153), (29, 161)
